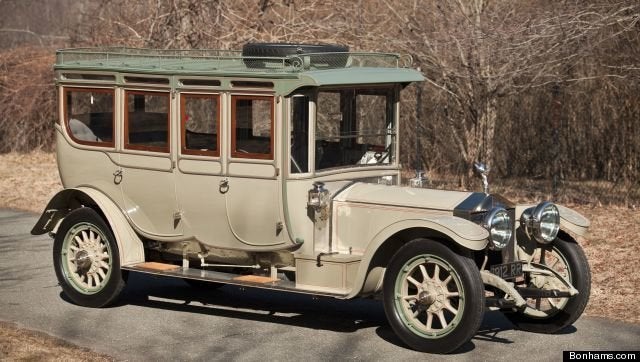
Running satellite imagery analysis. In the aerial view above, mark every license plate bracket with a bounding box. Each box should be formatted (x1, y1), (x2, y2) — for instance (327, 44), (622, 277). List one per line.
(490, 261), (524, 280)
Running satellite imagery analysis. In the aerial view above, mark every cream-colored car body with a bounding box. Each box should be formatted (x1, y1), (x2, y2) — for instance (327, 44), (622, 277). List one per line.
(33, 48), (591, 299)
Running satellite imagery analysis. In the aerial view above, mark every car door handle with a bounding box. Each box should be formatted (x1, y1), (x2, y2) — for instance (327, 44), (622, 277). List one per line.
(218, 179), (229, 194)
(113, 170), (123, 185)
(219, 179), (229, 194)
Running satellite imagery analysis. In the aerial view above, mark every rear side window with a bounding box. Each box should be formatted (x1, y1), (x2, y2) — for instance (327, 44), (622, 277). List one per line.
(231, 95), (274, 159)
(180, 94), (220, 157)
(125, 90), (170, 153)
(64, 88), (114, 147)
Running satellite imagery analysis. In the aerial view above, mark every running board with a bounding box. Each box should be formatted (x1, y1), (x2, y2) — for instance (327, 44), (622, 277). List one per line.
(122, 262), (349, 299)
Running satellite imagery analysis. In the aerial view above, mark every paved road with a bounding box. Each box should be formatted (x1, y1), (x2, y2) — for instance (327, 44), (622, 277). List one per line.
(0, 209), (638, 361)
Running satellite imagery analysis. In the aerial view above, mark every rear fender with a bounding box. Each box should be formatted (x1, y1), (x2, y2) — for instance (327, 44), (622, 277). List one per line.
(31, 188), (144, 265)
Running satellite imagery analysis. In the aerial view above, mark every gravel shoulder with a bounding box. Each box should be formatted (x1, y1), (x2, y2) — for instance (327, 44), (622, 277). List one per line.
(0, 321), (113, 361)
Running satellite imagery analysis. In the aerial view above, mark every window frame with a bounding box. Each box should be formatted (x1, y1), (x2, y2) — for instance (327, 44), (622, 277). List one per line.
(230, 94), (275, 160)
(123, 89), (171, 153)
(63, 87), (115, 148)
(180, 93), (221, 157)
(289, 94), (311, 174)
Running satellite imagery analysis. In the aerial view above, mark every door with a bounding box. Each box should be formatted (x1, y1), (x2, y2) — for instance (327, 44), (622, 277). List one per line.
(223, 94), (287, 248)
(118, 89), (182, 237)
(174, 91), (235, 247)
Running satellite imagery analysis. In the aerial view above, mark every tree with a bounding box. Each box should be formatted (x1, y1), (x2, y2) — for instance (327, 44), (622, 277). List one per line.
(375, 0), (640, 185)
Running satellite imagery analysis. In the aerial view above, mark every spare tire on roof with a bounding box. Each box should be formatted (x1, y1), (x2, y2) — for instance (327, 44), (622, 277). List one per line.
(242, 43), (349, 69)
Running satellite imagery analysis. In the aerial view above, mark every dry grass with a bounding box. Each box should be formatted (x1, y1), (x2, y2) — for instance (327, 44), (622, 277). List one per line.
(0, 151), (637, 355)
(573, 205), (640, 324)
(0, 151), (61, 213)
(0, 321), (113, 361)
(491, 177), (640, 209)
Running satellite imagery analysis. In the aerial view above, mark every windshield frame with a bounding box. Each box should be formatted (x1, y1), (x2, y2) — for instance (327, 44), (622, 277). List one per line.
(310, 84), (399, 175)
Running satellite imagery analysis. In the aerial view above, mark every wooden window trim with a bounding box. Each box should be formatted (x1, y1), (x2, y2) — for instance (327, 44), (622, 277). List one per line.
(63, 87), (115, 148)
(180, 93), (221, 157)
(231, 95), (275, 160)
(124, 90), (170, 153)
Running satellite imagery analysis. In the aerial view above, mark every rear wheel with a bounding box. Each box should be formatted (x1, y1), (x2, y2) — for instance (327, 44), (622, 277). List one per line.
(383, 238), (484, 354)
(53, 207), (126, 308)
(505, 235), (590, 333)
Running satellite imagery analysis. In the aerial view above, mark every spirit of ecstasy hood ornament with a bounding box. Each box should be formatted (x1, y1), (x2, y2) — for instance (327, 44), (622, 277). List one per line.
(473, 162), (489, 194)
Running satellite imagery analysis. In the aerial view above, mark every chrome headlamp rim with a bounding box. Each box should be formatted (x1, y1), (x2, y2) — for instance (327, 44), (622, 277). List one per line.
(483, 207), (512, 250)
(521, 201), (560, 244)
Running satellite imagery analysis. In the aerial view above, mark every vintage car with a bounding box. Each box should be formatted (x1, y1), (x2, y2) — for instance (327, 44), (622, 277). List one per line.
(32, 44), (591, 354)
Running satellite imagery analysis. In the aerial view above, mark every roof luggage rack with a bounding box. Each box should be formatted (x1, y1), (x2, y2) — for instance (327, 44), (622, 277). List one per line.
(55, 46), (413, 75)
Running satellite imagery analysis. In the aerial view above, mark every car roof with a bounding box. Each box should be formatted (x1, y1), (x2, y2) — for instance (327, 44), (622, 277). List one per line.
(55, 47), (424, 93)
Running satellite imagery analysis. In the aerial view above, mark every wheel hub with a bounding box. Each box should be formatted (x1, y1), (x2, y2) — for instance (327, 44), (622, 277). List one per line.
(74, 240), (104, 276)
(75, 250), (91, 274)
(421, 279), (447, 313)
(418, 291), (436, 306)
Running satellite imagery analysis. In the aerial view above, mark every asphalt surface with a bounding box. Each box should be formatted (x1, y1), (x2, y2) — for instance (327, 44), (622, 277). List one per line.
(0, 208), (638, 361)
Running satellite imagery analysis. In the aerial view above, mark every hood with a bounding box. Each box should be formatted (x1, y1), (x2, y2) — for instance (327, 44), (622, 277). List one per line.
(332, 182), (474, 212)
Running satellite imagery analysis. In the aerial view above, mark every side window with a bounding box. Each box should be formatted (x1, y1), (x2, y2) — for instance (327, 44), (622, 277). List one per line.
(124, 90), (170, 153)
(64, 88), (114, 147)
(231, 95), (274, 159)
(290, 95), (309, 173)
(181, 94), (220, 157)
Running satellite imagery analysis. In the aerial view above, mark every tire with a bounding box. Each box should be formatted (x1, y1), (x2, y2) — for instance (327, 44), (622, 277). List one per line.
(241, 43), (349, 69)
(504, 235), (591, 333)
(242, 43), (349, 57)
(382, 238), (485, 354)
(53, 207), (126, 308)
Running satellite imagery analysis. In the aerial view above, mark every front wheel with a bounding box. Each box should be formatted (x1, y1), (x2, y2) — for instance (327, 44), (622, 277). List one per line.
(383, 238), (485, 354)
(504, 234), (591, 333)
(53, 207), (126, 308)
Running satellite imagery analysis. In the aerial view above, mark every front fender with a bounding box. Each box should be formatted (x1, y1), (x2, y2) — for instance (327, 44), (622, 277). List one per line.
(556, 204), (590, 237)
(346, 216), (489, 298)
(31, 187), (144, 266)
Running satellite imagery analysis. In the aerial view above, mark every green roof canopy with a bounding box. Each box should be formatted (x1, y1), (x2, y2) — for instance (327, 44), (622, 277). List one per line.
(55, 47), (424, 92)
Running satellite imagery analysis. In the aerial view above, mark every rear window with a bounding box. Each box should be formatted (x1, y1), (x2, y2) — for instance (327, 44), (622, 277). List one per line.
(181, 94), (220, 157)
(64, 88), (115, 147)
(124, 90), (170, 153)
(231, 95), (274, 160)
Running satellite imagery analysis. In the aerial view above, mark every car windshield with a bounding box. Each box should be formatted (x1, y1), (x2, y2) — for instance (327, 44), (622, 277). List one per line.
(314, 87), (395, 171)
